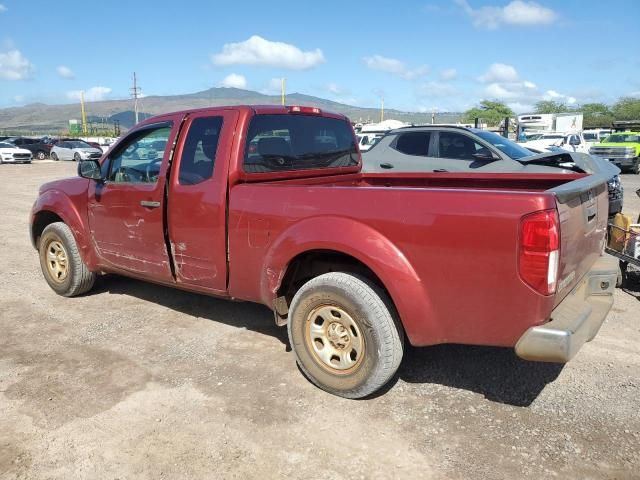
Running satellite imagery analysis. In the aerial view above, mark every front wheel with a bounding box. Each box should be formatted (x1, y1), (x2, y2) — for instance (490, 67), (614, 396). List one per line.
(632, 159), (640, 175)
(73, 153), (81, 162)
(38, 222), (96, 296)
(36, 150), (47, 160)
(288, 272), (404, 399)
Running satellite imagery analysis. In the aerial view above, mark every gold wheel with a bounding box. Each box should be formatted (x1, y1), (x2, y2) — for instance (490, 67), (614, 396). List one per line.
(44, 239), (69, 283)
(304, 305), (365, 374)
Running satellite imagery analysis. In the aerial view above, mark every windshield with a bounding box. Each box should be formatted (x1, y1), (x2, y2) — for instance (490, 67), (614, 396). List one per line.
(604, 134), (640, 143)
(583, 133), (598, 141)
(244, 114), (358, 173)
(0, 142), (15, 148)
(473, 130), (534, 159)
(68, 141), (92, 148)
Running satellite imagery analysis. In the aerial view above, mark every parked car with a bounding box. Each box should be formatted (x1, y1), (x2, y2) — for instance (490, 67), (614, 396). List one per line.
(6, 137), (54, 160)
(0, 141), (32, 164)
(30, 105), (617, 398)
(520, 131), (589, 154)
(589, 131), (640, 174)
(50, 140), (103, 161)
(363, 126), (623, 217)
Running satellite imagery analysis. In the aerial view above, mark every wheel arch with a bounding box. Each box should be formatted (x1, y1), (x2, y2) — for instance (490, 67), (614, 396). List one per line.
(262, 216), (440, 345)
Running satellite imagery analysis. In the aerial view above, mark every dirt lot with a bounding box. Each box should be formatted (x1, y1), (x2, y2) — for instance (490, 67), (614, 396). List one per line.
(1, 162), (639, 480)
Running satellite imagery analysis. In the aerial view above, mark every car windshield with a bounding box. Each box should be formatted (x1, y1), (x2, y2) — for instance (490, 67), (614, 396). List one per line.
(67, 141), (92, 148)
(473, 130), (534, 159)
(583, 133), (598, 141)
(605, 134), (640, 143)
(0, 142), (15, 148)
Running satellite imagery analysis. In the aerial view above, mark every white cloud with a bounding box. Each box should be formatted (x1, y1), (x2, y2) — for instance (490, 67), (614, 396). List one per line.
(327, 82), (342, 94)
(56, 65), (74, 79)
(261, 78), (284, 95)
(439, 68), (457, 81)
(218, 73), (247, 89)
(455, 0), (558, 30)
(0, 4), (6, 13)
(479, 63), (519, 83)
(363, 55), (429, 80)
(523, 80), (536, 89)
(417, 81), (458, 98)
(212, 35), (325, 70)
(0, 49), (34, 80)
(66, 86), (112, 102)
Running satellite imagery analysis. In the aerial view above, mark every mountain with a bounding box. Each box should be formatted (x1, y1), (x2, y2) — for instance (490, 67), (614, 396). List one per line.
(0, 87), (462, 134)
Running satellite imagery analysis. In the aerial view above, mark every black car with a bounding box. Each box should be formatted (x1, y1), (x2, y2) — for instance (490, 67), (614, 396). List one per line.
(363, 125), (623, 217)
(6, 137), (54, 160)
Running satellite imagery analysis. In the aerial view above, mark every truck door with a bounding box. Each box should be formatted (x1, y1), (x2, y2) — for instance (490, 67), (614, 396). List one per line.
(87, 117), (182, 281)
(167, 110), (239, 293)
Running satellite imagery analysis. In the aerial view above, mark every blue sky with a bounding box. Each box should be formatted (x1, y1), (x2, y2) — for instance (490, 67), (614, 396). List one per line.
(1, 0), (639, 113)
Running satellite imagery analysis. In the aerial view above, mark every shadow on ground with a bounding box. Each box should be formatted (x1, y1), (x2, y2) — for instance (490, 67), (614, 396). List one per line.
(93, 274), (563, 406)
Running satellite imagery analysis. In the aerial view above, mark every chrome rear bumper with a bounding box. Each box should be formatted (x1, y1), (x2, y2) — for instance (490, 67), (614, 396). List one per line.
(515, 255), (617, 363)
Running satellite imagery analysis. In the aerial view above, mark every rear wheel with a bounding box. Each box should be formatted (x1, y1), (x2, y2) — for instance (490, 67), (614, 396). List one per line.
(36, 150), (47, 160)
(288, 272), (403, 399)
(38, 222), (96, 297)
(50, 152), (59, 161)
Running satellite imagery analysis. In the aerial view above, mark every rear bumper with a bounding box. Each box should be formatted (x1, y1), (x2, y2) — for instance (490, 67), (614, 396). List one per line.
(515, 255), (617, 363)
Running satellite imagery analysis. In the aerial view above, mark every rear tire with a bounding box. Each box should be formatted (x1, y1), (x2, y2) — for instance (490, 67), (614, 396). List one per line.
(36, 150), (46, 160)
(38, 222), (96, 297)
(288, 272), (404, 399)
(51, 152), (59, 161)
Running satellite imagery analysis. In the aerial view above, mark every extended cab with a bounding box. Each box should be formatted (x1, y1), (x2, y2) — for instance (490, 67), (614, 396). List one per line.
(31, 105), (618, 398)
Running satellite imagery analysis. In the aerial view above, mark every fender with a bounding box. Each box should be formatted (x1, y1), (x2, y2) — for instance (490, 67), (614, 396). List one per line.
(260, 216), (443, 345)
(31, 185), (99, 270)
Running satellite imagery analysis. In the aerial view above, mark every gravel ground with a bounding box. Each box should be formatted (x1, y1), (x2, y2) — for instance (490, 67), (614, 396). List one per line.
(0, 162), (638, 480)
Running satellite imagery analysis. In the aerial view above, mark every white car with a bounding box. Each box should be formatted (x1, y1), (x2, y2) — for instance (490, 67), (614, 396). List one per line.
(520, 132), (589, 154)
(50, 140), (103, 162)
(0, 141), (32, 164)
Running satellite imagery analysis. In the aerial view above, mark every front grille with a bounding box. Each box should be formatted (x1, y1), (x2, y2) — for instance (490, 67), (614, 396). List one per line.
(590, 147), (634, 157)
(13, 153), (31, 159)
(88, 153), (101, 159)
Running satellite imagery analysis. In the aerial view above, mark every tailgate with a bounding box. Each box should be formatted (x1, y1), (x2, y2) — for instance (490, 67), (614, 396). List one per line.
(545, 153), (618, 305)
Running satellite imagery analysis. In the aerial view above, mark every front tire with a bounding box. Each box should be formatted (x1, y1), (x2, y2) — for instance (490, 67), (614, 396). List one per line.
(288, 272), (403, 399)
(38, 222), (96, 297)
(73, 153), (81, 162)
(632, 159), (640, 175)
(36, 150), (47, 160)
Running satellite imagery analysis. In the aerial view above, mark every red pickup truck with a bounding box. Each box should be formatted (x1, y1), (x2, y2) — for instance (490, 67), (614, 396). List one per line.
(31, 105), (618, 398)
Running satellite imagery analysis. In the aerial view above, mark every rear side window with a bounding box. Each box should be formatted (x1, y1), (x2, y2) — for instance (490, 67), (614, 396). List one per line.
(178, 116), (223, 185)
(243, 114), (358, 173)
(393, 132), (431, 156)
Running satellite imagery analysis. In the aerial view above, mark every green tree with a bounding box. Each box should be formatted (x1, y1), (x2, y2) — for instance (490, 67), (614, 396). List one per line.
(611, 97), (640, 121)
(534, 100), (570, 114)
(581, 103), (614, 128)
(463, 100), (514, 127)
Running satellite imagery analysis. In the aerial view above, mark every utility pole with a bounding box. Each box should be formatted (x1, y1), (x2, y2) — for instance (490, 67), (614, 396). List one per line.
(281, 77), (286, 106)
(130, 72), (141, 125)
(380, 97), (384, 122)
(80, 91), (88, 135)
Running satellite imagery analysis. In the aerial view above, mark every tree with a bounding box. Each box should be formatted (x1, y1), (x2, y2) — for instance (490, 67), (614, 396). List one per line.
(581, 103), (614, 128)
(463, 100), (514, 127)
(534, 100), (570, 114)
(612, 97), (640, 121)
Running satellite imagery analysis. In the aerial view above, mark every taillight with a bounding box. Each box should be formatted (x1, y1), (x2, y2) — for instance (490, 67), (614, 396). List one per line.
(288, 106), (322, 114)
(518, 209), (560, 295)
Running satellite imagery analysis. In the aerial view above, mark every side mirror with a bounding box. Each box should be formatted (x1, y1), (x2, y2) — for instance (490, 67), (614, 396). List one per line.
(78, 159), (103, 181)
(472, 151), (500, 162)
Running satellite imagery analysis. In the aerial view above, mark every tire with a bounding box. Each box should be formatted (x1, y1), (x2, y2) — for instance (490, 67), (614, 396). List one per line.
(36, 150), (46, 160)
(38, 222), (96, 297)
(632, 159), (640, 175)
(73, 153), (81, 162)
(288, 272), (404, 399)
(50, 152), (59, 161)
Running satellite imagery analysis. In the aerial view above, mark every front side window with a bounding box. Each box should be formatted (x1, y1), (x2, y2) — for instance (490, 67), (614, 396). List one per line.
(243, 114), (357, 173)
(394, 132), (431, 156)
(437, 132), (484, 161)
(106, 125), (172, 184)
(473, 130), (534, 159)
(178, 116), (223, 185)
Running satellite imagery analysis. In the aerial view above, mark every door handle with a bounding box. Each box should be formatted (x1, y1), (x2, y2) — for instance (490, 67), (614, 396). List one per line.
(140, 200), (161, 208)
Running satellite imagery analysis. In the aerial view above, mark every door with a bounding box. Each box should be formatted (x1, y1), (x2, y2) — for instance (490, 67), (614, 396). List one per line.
(87, 117), (182, 281)
(167, 110), (239, 292)
(435, 131), (492, 170)
(59, 142), (72, 160)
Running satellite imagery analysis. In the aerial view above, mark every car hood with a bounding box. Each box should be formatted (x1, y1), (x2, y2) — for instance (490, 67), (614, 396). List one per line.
(0, 147), (31, 154)
(71, 147), (102, 154)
